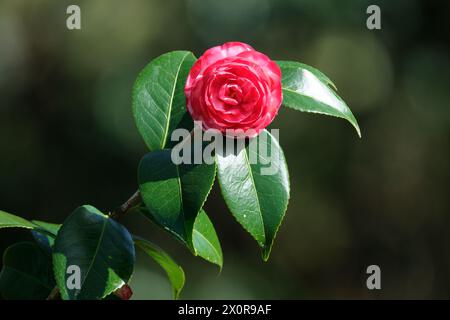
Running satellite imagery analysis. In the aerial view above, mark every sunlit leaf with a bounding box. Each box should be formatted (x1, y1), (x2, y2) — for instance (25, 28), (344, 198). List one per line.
(132, 51), (196, 151)
(134, 237), (185, 299)
(0, 210), (37, 229)
(193, 209), (223, 268)
(277, 60), (361, 137)
(216, 130), (290, 260)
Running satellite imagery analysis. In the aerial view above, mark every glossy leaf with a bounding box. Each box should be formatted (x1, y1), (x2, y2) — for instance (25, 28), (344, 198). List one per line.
(53, 205), (135, 300)
(138, 149), (216, 247)
(134, 237), (185, 299)
(0, 210), (37, 229)
(0, 211), (62, 255)
(277, 60), (338, 90)
(32, 220), (60, 236)
(31, 221), (61, 254)
(216, 130), (290, 260)
(0, 242), (55, 299)
(277, 60), (361, 137)
(136, 204), (222, 267)
(132, 51), (196, 151)
(193, 209), (223, 268)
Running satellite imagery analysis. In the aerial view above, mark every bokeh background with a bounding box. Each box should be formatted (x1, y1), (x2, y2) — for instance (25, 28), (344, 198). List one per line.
(1, 0), (450, 299)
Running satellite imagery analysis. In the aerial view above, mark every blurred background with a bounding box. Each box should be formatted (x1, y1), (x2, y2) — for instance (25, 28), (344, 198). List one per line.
(1, 0), (450, 299)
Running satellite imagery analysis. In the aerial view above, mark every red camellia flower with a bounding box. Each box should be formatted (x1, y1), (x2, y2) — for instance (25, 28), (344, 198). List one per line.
(185, 42), (282, 138)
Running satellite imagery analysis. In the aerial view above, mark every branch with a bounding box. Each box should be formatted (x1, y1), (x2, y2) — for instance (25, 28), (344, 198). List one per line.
(109, 190), (142, 220)
(46, 286), (60, 300)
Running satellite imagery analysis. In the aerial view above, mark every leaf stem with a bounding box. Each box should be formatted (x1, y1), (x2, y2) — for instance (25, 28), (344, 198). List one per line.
(109, 190), (142, 220)
(46, 286), (60, 300)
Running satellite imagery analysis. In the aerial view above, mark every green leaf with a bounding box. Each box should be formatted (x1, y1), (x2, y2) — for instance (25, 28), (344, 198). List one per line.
(136, 204), (222, 267)
(31, 221), (61, 254)
(193, 209), (223, 268)
(32, 220), (60, 236)
(52, 205), (135, 300)
(138, 149), (216, 247)
(277, 60), (361, 137)
(134, 237), (185, 299)
(277, 60), (338, 91)
(0, 242), (55, 299)
(0, 210), (37, 229)
(216, 130), (290, 260)
(0, 211), (62, 254)
(132, 51), (197, 151)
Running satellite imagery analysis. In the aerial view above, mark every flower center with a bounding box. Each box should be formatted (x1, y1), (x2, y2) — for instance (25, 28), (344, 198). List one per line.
(219, 83), (243, 106)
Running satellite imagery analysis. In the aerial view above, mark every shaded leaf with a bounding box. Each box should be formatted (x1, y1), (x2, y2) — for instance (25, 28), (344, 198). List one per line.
(136, 204), (222, 267)
(53, 205), (135, 300)
(0, 242), (55, 299)
(138, 149), (216, 247)
(0, 211), (60, 254)
(31, 221), (61, 254)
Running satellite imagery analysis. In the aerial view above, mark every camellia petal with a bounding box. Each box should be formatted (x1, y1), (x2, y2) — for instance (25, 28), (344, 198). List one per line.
(185, 42), (282, 138)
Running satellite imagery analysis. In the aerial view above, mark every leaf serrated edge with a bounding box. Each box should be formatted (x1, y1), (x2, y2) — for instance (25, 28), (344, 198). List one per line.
(276, 60), (338, 91)
(138, 151), (218, 251)
(134, 237), (185, 300)
(131, 51), (196, 151)
(215, 131), (290, 261)
(282, 91), (361, 138)
(260, 131), (291, 261)
(193, 209), (223, 269)
(216, 155), (266, 249)
(191, 163), (217, 252)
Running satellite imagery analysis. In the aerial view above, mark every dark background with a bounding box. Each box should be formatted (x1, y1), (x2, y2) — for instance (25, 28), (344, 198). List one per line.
(1, 0), (449, 299)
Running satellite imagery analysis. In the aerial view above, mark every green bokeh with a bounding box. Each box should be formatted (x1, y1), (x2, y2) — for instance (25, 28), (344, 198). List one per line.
(1, 0), (449, 299)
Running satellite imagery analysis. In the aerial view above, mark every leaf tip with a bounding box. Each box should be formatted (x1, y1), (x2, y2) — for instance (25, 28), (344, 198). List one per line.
(349, 116), (362, 138)
(355, 125), (362, 138)
(261, 246), (272, 262)
(216, 262), (223, 275)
